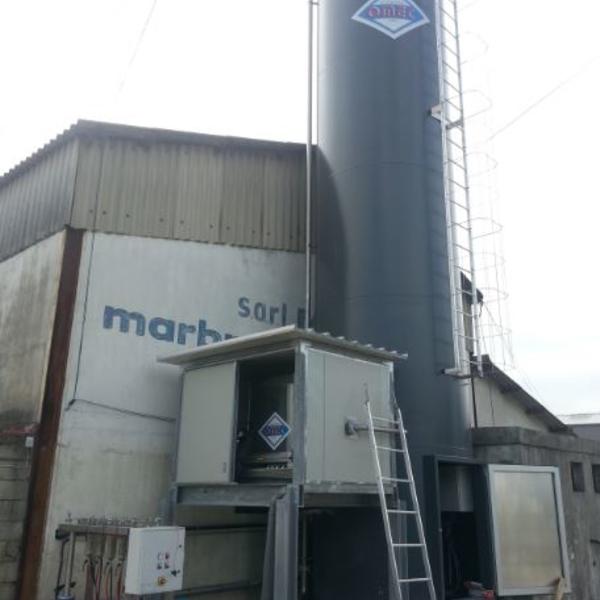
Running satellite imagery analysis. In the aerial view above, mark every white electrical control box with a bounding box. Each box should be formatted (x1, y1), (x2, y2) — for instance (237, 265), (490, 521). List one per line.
(124, 526), (185, 595)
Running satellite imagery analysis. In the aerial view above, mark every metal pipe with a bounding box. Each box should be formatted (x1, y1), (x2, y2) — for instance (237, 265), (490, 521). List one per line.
(175, 580), (261, 596)
(304, 0), (314, 329)
(61, 532), (76, 599)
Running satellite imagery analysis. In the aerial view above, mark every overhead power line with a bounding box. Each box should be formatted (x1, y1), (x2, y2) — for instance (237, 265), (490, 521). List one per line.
(117, 0), (159, 95)
(488, 54), (600, 140)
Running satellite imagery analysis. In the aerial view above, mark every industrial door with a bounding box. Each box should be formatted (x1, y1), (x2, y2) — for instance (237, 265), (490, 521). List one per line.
(176, 362), (238, 484)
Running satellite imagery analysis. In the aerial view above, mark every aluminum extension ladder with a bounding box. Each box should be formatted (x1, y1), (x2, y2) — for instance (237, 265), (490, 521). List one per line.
(365, 399), (436, 600)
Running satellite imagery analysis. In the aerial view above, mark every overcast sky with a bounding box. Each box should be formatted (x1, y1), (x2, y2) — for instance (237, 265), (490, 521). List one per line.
(1, 0), (598, 416)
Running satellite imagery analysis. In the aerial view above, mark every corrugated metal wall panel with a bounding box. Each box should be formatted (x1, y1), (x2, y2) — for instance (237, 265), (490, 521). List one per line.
(72, 137), (305, 252)
(263, 152), (306, 251)
(94, 139), (178, 239)
(219, 149), (264, 247)
(1, 123), (306, 258)
(0, 141), (78, 261)
(173, 144), (223, 244)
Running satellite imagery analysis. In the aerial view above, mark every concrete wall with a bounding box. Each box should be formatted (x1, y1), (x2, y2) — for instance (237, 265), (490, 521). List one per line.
(37, 232), (304, 599)
(0, 232), (64, 427)
(473, 378), (548, 433)
(473, 427), (600, 600)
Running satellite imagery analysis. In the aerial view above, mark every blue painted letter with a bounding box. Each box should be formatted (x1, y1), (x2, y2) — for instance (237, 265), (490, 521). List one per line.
(197, 320), (222, 346)
(149, 318), (175, 342)
(103, 306), (146, 336)
(238, 297), (251, 318)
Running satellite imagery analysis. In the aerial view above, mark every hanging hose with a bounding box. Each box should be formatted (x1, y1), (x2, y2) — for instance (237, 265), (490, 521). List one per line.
(114, 563), (123, 600)
(103, 562), (112, 600)
(85, 554), (96, 597)
(95, 557), (103, 600)
(54, 537), (69, 599)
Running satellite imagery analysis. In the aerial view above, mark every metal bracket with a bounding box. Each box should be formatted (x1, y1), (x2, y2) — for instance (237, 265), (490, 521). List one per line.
(430, 105), (463, 129)
(344, 417), (398, 436)
(441, 367), (473, 379)
(430, 104), (443, 121)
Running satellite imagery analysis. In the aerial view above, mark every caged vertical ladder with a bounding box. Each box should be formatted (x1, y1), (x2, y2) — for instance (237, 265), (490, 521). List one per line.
(365, 398), (436, 600)
(434, 0), (483, 377)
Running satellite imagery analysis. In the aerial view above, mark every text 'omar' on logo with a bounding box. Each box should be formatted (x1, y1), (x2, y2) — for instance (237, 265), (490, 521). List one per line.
(352, 0), (430, 40)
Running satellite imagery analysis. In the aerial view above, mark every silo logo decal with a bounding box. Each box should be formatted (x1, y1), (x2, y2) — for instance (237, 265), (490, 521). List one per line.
(352, 0), (429, 39)
(258, 412), (291, 451)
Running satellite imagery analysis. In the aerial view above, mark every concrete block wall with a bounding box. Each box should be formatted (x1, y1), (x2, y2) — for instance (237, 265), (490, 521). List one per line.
(0, 437), (32, 600)
(473, 426), (600, 600)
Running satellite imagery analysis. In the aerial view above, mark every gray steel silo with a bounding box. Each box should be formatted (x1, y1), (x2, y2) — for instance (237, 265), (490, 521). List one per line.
(313, 0), (473, 497)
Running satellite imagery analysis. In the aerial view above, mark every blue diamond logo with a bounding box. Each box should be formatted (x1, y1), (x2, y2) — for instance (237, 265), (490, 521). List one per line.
(352, 0), (430, 40)
(258, 412), (291, 451)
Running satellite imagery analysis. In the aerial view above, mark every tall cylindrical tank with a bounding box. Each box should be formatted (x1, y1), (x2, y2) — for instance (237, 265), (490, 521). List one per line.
(314, 0), (473, 495)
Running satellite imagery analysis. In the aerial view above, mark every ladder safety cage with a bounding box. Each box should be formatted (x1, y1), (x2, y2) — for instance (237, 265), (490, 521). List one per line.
(364, 391), (437, 600)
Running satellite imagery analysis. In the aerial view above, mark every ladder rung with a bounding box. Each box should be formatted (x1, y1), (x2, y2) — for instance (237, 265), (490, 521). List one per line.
(377, 446), (405, 453)
(399, 577), (432, 583)
(446, 119), (464, 131)
(453, 241), (472, 253)
(440, 7), (456, 22)
(443, 97), (462, 112)
(373, 427), (401, 434)
(447, 179), (467, 191)
(456, 333), (477, 341)
(393, 543), (424, 548)
(443, 63), (461, 80)
(442, 58), (462, 77)
(448, 204), (469, 216)
(382, 476), (410, 484)
(441, 24), (457, 38)
(443, 81), (461, 96)
(442, 42), (459, 58)
(450, 221), (470, 232)
(447, 157), (466, 170)
(446, 136), (463, 150)
(388, 510), (417, 515)
(371, 416), (401, 424)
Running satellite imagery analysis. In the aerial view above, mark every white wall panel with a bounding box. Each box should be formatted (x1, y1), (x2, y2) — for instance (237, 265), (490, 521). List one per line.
(37, 232), (304, 598)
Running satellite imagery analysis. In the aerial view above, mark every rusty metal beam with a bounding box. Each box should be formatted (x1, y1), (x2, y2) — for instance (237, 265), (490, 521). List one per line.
(17, 227), (83, 600)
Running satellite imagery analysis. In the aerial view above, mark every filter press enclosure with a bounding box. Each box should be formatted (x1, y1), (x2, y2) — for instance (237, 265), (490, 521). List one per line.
(161, 326), (408, 599)
(162, 326), (404, 496)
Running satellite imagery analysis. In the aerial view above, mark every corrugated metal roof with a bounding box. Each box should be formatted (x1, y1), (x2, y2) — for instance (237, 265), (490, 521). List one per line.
(0, 120), (306, 260)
